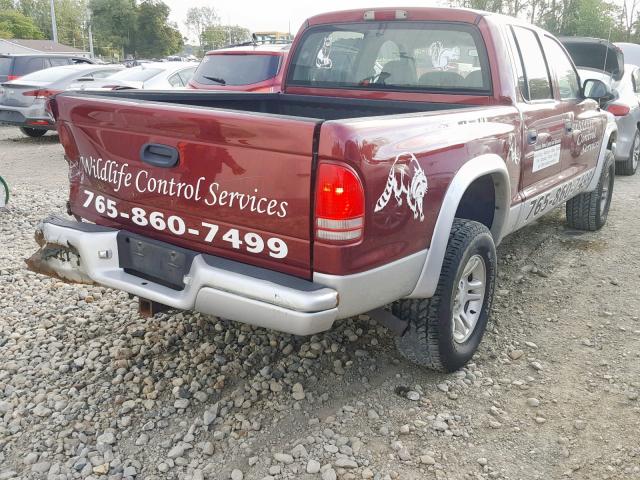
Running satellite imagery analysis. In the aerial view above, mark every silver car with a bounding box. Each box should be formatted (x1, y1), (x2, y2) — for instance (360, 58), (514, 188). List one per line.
(73, 62), (199, 91)
(561, 37), (640, 175)
(0, 64), (123, 137)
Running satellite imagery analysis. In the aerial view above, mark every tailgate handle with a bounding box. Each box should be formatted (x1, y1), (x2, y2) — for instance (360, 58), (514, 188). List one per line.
(140, 143), (179, 168)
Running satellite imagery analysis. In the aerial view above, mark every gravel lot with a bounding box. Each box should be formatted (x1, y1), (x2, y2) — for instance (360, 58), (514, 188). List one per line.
(1, 125), (639, 480)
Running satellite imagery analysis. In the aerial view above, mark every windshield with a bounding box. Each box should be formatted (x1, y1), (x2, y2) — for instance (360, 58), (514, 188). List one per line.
(107, 67), (163, 82)
(16, 66), (75, 83)
(193, 54), (281, 86)
(0, 57), (11, 76)
(287, 22), (491, 93)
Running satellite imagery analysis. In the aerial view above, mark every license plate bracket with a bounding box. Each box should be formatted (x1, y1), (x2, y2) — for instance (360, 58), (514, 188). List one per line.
(117, 231), (196, 290)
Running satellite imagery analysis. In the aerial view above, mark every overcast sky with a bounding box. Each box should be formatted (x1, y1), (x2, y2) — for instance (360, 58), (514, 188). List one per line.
(165, 0), (446, 41)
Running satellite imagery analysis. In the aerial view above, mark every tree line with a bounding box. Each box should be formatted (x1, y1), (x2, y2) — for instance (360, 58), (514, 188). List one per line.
(0, 0), (184, 59)
(4, 0), (637, 60)
(0, 0), (252, 59)
(184, 6), (250, 54)
(455, 0), (640, 42)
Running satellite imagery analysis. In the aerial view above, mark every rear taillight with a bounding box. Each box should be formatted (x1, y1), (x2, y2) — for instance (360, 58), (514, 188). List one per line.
(22, 89), (62, 99)
(607, 103), (630, 116)
(7, 75), (19, 81)
(315, 163), (365, 242)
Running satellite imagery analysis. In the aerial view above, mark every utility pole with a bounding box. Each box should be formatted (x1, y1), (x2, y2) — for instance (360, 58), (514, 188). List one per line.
(49, 0), (58, 43)
(88, 23), (94, 59)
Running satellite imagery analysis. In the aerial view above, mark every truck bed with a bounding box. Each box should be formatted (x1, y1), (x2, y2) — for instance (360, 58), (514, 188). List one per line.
(71, 91), (471, 121)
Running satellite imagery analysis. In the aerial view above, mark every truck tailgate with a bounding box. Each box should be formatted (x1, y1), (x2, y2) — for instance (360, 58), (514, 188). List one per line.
(55, 94), (319, 278)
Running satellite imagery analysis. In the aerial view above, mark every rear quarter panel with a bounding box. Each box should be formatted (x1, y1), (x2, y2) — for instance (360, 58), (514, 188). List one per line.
(315, 106), (521, 275)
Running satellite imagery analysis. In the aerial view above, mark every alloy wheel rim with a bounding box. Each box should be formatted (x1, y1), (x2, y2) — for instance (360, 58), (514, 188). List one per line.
(452, 254), (486, 344)
(633, 135), (639, 170)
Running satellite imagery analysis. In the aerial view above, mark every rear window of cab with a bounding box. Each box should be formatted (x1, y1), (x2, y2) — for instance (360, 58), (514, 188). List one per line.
(287, 21), (492, 94)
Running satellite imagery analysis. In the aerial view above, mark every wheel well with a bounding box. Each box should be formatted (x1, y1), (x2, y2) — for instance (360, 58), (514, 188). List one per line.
(454, 174), (496, 231)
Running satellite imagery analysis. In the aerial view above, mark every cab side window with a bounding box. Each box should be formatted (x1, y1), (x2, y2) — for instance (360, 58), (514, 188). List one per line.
(542, 36), (580, 100)
(633, 69), (640, 93)
(511, 26), (553, 101)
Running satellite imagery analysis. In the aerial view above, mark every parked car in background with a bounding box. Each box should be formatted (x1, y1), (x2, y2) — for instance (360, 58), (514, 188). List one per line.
(561, 37), (639, 174)
(0, 64), (123, 137)
(74, 62), (198, 90)
(615, 42), (640, 68)
(0, 54), (94, 83)
(189, 44), (290, 92)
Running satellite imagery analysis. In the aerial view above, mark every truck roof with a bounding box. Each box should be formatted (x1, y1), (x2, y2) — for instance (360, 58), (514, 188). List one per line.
(305, 7), (487, 26)
(206, 44), (291, 56)
(304, 6), (549, 33)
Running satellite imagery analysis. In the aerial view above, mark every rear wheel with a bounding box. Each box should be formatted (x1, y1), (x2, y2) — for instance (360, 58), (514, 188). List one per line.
(19, 127), (47, 138)
(566, 150), (614, 231)
(616, 131), (639, 176)
(393, 219), (496, 372)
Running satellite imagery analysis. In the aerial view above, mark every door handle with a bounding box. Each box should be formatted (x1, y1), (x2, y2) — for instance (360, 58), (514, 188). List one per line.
(139, 143), (179, 168)
(527, 129), (538, 144)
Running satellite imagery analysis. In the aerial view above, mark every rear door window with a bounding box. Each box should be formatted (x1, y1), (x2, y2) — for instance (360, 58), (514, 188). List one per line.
(178, 67), (196, 85)
(48, 57), (70, 67)
(0, 57), (12, 76)
(91, 69), (121, 79)
(511, 27), (552, 101)
(193, 54), (281, 86)
(168, 73), (183, 87)
(14, 57), (45, 76)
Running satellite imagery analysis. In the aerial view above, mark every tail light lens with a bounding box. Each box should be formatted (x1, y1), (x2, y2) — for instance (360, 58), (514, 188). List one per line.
(7, 75), (19, 81)
(607, 103), (630, 116)
(315, 163), (365, 242)
(22, 89), (62, 99)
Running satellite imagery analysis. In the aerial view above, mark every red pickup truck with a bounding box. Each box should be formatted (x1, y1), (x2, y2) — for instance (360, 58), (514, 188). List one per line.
(29, 8), (616, 372)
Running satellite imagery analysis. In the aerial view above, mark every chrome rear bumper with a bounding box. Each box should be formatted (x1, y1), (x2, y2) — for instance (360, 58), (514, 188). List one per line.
(27, 216), (338, 335)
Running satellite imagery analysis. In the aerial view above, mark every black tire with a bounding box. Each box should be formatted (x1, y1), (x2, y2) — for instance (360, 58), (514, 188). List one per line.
(0, 176), (8, 207)
(616, 131), (639, 176)
(19, 127), (47, 138)
(566, 150), (614, 231)
(393, 219), (496, 372)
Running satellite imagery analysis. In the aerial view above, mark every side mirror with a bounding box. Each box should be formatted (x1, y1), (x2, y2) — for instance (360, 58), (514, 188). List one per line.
(583, 78), (614, 105)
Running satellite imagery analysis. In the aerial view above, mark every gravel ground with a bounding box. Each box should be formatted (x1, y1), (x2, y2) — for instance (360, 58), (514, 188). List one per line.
(1, 124), (639, 480)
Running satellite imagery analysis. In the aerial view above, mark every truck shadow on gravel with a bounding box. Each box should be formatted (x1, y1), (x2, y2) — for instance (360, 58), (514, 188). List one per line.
(9, 133), (59, 144)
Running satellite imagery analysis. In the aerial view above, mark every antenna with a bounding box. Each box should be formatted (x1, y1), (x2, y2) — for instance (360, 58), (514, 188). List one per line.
(601, 23), (613, 78)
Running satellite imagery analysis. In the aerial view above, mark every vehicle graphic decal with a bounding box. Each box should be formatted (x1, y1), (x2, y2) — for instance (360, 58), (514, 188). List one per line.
(316, 37), (333, 69)
(374, 152), (428, 221)
(429, 41), (460, 69)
